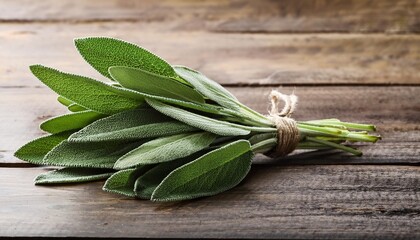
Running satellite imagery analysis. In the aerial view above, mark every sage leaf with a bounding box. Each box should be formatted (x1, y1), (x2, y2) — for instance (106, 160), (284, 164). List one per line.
(30, 65), (144, 114)
(151, 140), (253, 201)
(69, 108), (197, 142)
(57, 96), (73, 107)
(35, 167), (114, 185)
(74, 37), (176, 80)
(40, 110), (106, 134)
(134, 152), (203, 199)
(71, 121), (196, 143)
(174, 65), (239, 110)
(103, 166), (154, 197)
(114, 132), (216, 169)
(109, 66), (204, 103)
(14, 132), (72, 165)
(68, 103), (87, 112)
(43, 140), (144, 169)
(57, 96), (87, 112)
(57, 96), (89, 112)
(146, 98), (251, 136)
(120, 90), (231, 116)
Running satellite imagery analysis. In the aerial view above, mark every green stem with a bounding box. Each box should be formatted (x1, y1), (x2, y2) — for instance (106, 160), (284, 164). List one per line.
(241, 126), (277, 133)
(306, 137), (362, 156)
(251, 138), (277, 154)
(236, 102), (273, 127)
(220, 112), (272, 128)
(298, 121), (347, 129)
(304, 119), (376, 131)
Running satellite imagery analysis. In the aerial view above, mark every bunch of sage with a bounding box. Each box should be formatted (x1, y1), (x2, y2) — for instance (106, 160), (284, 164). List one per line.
(15, 37), (380, 201)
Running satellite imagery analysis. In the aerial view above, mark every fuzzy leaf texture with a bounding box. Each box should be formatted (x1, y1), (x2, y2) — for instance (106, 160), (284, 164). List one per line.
(58, 96), (89, 112)
(40, 110), (106, 134)
(69, 108), (198, 142)
(109, 88), (229, 116)
(108, 66), (229, 116)
(43, 140), (145, 169)
(109, 66), (204, 103)
(74, 37), (177, 80)
(14, 132), (72, 164)
(134, 152), (204, 199)
(103, 166), (155, 197)
(114, 132), (216, 169)
(174, 65), (239, 110)
(146, 98), (251, 136)
(151, 140), (253, 201)
(30, 65), (144, 114)
(57, 96), (73, 106)
(68, 104), (88, 112)
(35, 168), (114, 185)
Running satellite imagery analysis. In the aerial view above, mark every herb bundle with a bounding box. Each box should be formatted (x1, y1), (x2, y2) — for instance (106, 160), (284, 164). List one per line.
(15, 37), (380, 201)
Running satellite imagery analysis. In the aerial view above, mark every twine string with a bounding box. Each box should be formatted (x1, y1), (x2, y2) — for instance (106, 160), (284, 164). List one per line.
(266, 90), (300, 157)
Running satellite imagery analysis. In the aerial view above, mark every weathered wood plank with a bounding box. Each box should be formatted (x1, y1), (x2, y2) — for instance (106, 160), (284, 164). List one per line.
(0, 166), (418, 238)
(0, 24), (419, 87)
(213, 0), (420, 34)
(0, 0), (418, 33)
(1, 86), (418, 165)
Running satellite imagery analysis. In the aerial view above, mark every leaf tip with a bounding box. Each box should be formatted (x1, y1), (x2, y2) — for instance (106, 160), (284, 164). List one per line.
(73, 36), (95, 47)
(13, 141), (40, 164)
(29, 64), (43, 73)
(39, 121), (49, 133)
(107, 66), (119, 80)
(13, 148), (23, 159)
(73, 37), (85, 43)
(149, 191), (165, 202)
(33, 173), (47, 185)
(112, 161), (126, 171)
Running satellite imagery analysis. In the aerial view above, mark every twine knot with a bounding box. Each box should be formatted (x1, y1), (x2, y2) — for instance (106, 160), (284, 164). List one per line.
(265, 90), (300, 157)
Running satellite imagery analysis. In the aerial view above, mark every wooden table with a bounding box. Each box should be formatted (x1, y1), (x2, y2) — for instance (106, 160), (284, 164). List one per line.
(1, 0), (419, 238)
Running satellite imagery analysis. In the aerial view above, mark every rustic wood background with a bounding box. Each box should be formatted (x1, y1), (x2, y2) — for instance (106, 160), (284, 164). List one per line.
(0, 0), (419, 238)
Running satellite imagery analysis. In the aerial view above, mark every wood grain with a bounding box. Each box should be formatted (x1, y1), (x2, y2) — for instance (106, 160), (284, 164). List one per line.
(0, 166), (418, 238)
(0, 23), (419, 87)
(2, 86), (419, 165)
(1, 1), (419, 238)
(0, 0), (418, 33)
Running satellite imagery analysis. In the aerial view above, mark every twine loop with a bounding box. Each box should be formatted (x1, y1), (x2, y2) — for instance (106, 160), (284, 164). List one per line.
(266, 90), (300, 157)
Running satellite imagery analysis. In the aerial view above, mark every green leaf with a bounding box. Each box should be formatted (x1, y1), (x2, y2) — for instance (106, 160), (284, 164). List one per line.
(69, 108), (197, 142)
(43, 140), (144, 169)
(35, 167), (114, 185)
(57, 96), (73, 107)
(30, 65), (144, 114)
(119, 89), (232, 116)
(72, 121), (196, 143)
(40, 110), (106, 134)
(57, 96), (88, 112)
(114, 132), (216, 169)
(68, 103), (88, 112)
(109, 66), (205, 103)
(74, 37), (176, 80)
(103, 166), (154, 197)
(146, 98), (251, 136)
(174, 66), (239, 110)
(151, 140), (253, 201)
(134, 153), (202, 199)
(14, 132), (72, 165)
